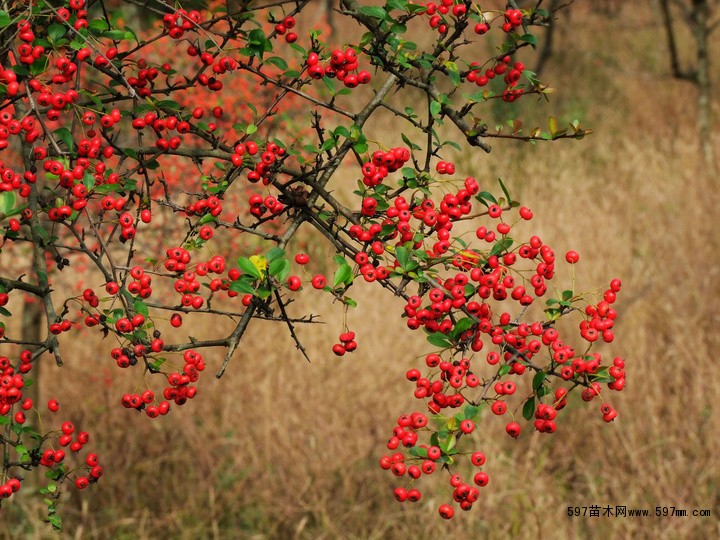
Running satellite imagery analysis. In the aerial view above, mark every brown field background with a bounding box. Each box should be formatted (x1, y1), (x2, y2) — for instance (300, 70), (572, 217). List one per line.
(1, 2), (720, 539)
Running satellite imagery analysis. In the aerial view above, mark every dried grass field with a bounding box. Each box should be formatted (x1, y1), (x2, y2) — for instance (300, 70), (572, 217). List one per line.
(1, 2), (719, 539)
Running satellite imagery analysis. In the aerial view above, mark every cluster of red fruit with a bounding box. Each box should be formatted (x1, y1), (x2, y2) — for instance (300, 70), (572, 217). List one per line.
(273, 15), (298, 44)
(379, 411), (489, 515)
(248, 193), (285, 219)
(424, 0), (467, 35)
(1, 345), (101, 498)
(347, 153), (625, 517)
(467, 54), (526, 91)
(37, 411), (103, 491)
(162, 8), (204, 40)
(0, 353), (29, 416)
(360, 147), (411, 187)
(306, 49), (372, 88)
(331, 332), (358, 357)
(579, 278), (621, 344)
(185, 46), (239, 93)
(243, 141), (286, 185)
(0, 102), (43, 148)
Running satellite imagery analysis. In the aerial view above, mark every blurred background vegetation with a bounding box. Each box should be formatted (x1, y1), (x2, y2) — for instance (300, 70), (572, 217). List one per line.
(1, 1), (719, 538)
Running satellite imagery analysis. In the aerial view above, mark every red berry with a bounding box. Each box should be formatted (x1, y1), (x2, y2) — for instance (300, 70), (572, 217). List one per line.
(311, 274), (326, 289)
(439, 504), (454, 519)
(565, 250), (580, 264)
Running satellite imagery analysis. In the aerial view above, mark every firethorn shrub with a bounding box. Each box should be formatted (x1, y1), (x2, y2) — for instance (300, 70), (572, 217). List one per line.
(0, 0), (616, 527)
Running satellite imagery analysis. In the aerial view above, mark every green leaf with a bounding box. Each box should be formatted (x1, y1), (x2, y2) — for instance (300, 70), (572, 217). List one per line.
(343, 297), (357, 308)
(532, 371), (546, 392)
(475, 191), (498, 207)
(246, 124), (257, 135)
(48, 23), (66, 42)
(408, 446), (428, 458)
(489, 237), (514, 257)
(439, 434), (456, 454)
(358, 6), (388, 20)
(269, 258), (291, 281)
(463, 404), (480, 420)
(237, 257), (263, 279)
(53, 127), (74, 151)
(333, 263), (353, 288)
(498, 364), (512, 376)
(522, 398), (536, 421)
(429, 100), (441, 117)
(133, 299), (149, 317)
(561, 289), (573, 301)
(88, 18), (110, 33)
(265, 56), (288, 70)
(0, 11), (10, 28)
(229, 278), (255, 295)
(266, 247), (286, 263)
(427, 332), (451, 348)
(519, 33), (537, 46)
(0, 191), (15, 215)
(103, 29), (129, 40)
(395, 246), (410, 269)
(498, 178), (512, 204)
(452, 317), (475, 336)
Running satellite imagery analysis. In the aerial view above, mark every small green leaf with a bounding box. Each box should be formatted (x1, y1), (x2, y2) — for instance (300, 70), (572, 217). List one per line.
(463, 404), (480, 420)
(358, 6), (388, 20)
(0, 191), (15, 215)
(498, 364), (512, 376)
(229, 278), (255, 295)
(452, 317), (475, 336)
(408, 446), (428, 458)
(133, 299), (149, 317)
(475, 191), (498, 208)
(427, 332), (451, 348)
(265, 56), (288, 70)
(498, 178), (512, 204)
(489, 237), (514, 257)
(519, 33), (537, 46)
(439, 434), (456, 454)
(53, 127), (74, 151)
(429, 100), (441, 117)
(532, 371), (546, 391)
(269, 258), (291, 281)
(395, 246), (410, 269)
(266, 247), (286, 263)
(48, 23), (66, 42)
(333, 264), (353, 288)
(0, 10), (11, 28)
(522, 398), (536, 421)
(246, 124), (257, 135)
(237, 257), (263, 279)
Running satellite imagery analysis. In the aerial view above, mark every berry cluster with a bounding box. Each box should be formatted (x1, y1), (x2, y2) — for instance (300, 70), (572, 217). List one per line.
(273, 15), (298, 44)
(162, 8), (204, 40)
(306, 49), (372, 88)
(360, 147), (411, 187)
(331, 332), (357, 356)
(425, 0), (468, 35)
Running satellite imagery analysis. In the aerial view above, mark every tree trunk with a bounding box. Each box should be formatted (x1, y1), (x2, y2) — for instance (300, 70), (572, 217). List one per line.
(534, 0), (561, 76)
(691, 0), (715, 170)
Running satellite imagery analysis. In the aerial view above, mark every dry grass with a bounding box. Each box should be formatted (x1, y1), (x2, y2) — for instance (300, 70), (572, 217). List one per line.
(2, 3), (720, 539)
